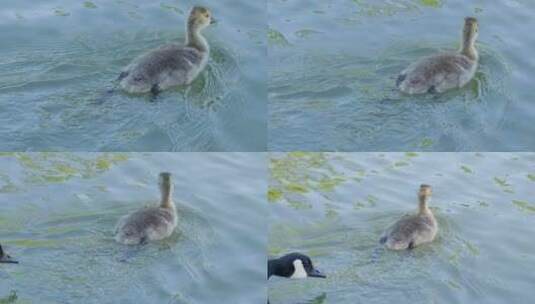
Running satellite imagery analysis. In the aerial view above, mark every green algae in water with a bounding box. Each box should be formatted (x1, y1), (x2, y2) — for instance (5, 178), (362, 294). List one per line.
(4, 153), (130, 186)
(288, 200), (312, 209)
(447, 280), (461, 290)
(461, 165), (473, 174)
(295, 29), (322, 39)
(479, 201), (489, 207)
(325, 208), (339, 219)
(94, 154), (128, 170)
(308, 293), (327, 304)
(268, 28), (291, 46)
(464, 240), (480, 256)
(270, 153), (352, 210)
(45, 225), (80, 235)
(420, 0), (442, 8)
(366, 195), (378, 206)
(270, 152), (329, 183)
(351, 0), (419, 17)
(353, 195), (378, 210)
(268, 188), (283, 202)
(8, 239), (61, 248)
(419, 138), (434, 148)
(83, 1), (98, 9)
(394, 161), (409, 167)
(317, 176), (345, 192)
(512, 200), (535, 214)
(269, 246), (284, 256)
(55, 164), (78, 175)
(528, 174), (535, 182)
(285, 182), (308, 194)
(493, 176), (510, 188)
(448, 250), (460, 266)
(405, 152), (419, 158)
(353, 201), (366, 210)
(493, 176), (514, 194)
(53, 8), (70, 17)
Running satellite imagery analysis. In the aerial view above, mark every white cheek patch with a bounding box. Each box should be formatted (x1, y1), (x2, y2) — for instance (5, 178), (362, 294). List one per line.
(290, 259), (308, 279)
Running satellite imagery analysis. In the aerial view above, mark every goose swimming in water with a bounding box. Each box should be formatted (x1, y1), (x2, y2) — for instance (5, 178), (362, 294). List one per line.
(380, 184), (438, 250)
(114, 172), (178, 245)
(397, 17), (479, 95)
(118, 6), (216, 95)
(268, 252), (326, 279)
(267, 253), (326, 304)
(0, 244), (18, 264)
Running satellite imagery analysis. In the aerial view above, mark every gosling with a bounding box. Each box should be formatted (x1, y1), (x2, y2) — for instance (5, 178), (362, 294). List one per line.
(380, 184), (438, 250)
(114, 172), (178, 245)
(397, 17), (479, 95)
(118, 6), (216, 94)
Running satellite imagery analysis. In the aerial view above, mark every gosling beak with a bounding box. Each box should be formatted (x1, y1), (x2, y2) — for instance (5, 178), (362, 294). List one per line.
(308, 268), (326, 278)
(210, 17), (217, 25)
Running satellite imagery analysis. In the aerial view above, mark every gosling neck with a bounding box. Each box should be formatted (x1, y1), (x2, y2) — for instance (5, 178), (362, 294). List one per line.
(418, 195), (430, 214)
(460, 35), (478, 61)
(160, 183), (174, 209)
(186, 24), (209, 53)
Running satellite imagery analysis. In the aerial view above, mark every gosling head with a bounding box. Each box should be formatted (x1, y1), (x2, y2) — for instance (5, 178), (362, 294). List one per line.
(462, 17), (479, 48)
(0, 244), (18, 264)
(419, 184), (432, 199)
(417, 184), (432, 213)
(158, 172), (173, 192)
(269, 252), (326, 279)
(188, 6), (216, 32)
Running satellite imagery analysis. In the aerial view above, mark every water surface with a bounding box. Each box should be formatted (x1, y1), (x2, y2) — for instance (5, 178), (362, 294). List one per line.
(0, 152), (266, 304)
(269, 152), (535, 303)
(268, 0), (534, 151)
(0, 0), (266, 151)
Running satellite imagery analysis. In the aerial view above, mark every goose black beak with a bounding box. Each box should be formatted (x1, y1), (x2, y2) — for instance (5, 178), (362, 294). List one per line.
(210, 17), (217, 25)
(0, 256), (19, 264)
(308, 268), (326, 278)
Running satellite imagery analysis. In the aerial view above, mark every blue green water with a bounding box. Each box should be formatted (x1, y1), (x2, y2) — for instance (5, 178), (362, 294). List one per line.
(0, 0), (266, 151)
(268, 0), (534, 151)
(269, 152), (535, 303)
(0, 153), (266, 303)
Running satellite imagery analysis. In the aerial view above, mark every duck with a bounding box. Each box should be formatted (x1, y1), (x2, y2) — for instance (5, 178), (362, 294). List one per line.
(380, 184), (438, 250)
(396, 17), (479, 95)
(268, 252), (326, 279)
(0, 244), (18, 264)
(118, 6), (216, 95)
(114, 172), (178, 245)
